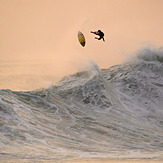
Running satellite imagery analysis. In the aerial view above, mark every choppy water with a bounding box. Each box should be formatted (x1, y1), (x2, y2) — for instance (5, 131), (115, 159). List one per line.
(0, 48), (163, 162)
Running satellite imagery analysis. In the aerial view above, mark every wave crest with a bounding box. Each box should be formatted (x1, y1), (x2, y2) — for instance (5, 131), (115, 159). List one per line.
(136, 46), (163, 63)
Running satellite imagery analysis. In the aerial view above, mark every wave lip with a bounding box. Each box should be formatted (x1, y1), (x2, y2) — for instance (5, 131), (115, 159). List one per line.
(136, 46), (163, 63)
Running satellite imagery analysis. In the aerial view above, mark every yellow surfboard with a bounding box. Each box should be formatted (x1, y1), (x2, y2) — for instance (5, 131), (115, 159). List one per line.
(78, 31), (86, 47)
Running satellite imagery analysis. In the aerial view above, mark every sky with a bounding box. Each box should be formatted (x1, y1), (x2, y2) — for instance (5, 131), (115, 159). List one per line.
(0, 0), (163, 90)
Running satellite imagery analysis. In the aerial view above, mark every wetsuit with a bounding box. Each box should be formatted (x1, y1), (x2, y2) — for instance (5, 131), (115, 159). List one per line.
(91, 30), (105, 41)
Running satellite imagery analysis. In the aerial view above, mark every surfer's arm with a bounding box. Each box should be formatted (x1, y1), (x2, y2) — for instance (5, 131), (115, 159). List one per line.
(91, 31), (98, 35)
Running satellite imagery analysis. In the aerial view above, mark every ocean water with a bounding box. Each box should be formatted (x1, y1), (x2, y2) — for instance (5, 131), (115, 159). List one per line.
(0, 48), (163, 162)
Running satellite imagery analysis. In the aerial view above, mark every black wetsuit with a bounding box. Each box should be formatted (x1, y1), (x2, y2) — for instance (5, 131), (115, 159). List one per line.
(91, 30), (105, 41)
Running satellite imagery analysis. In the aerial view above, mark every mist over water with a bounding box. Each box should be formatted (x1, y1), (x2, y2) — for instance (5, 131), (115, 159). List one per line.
(0, 56), (91, 91)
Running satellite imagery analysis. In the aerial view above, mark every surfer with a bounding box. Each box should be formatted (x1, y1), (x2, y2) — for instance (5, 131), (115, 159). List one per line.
(91, 30), (105, 41)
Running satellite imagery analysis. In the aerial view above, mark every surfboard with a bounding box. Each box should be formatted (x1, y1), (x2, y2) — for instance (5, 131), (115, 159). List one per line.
(78, 31), (86, 47)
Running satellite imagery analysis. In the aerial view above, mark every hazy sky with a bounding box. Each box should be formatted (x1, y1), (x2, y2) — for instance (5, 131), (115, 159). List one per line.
(0, 0), (163, 89)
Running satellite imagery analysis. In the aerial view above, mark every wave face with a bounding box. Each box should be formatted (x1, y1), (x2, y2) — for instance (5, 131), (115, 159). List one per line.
(0, 48), (163, 162)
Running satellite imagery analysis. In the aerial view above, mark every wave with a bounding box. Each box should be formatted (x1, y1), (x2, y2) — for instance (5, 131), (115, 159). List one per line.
(0, 47), (163, 162)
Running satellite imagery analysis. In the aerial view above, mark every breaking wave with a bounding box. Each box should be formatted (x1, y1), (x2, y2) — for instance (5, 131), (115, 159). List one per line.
(0, 47), (163, 162)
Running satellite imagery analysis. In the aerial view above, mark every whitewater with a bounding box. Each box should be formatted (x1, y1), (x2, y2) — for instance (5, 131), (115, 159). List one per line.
(0, 48), (163, 162)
